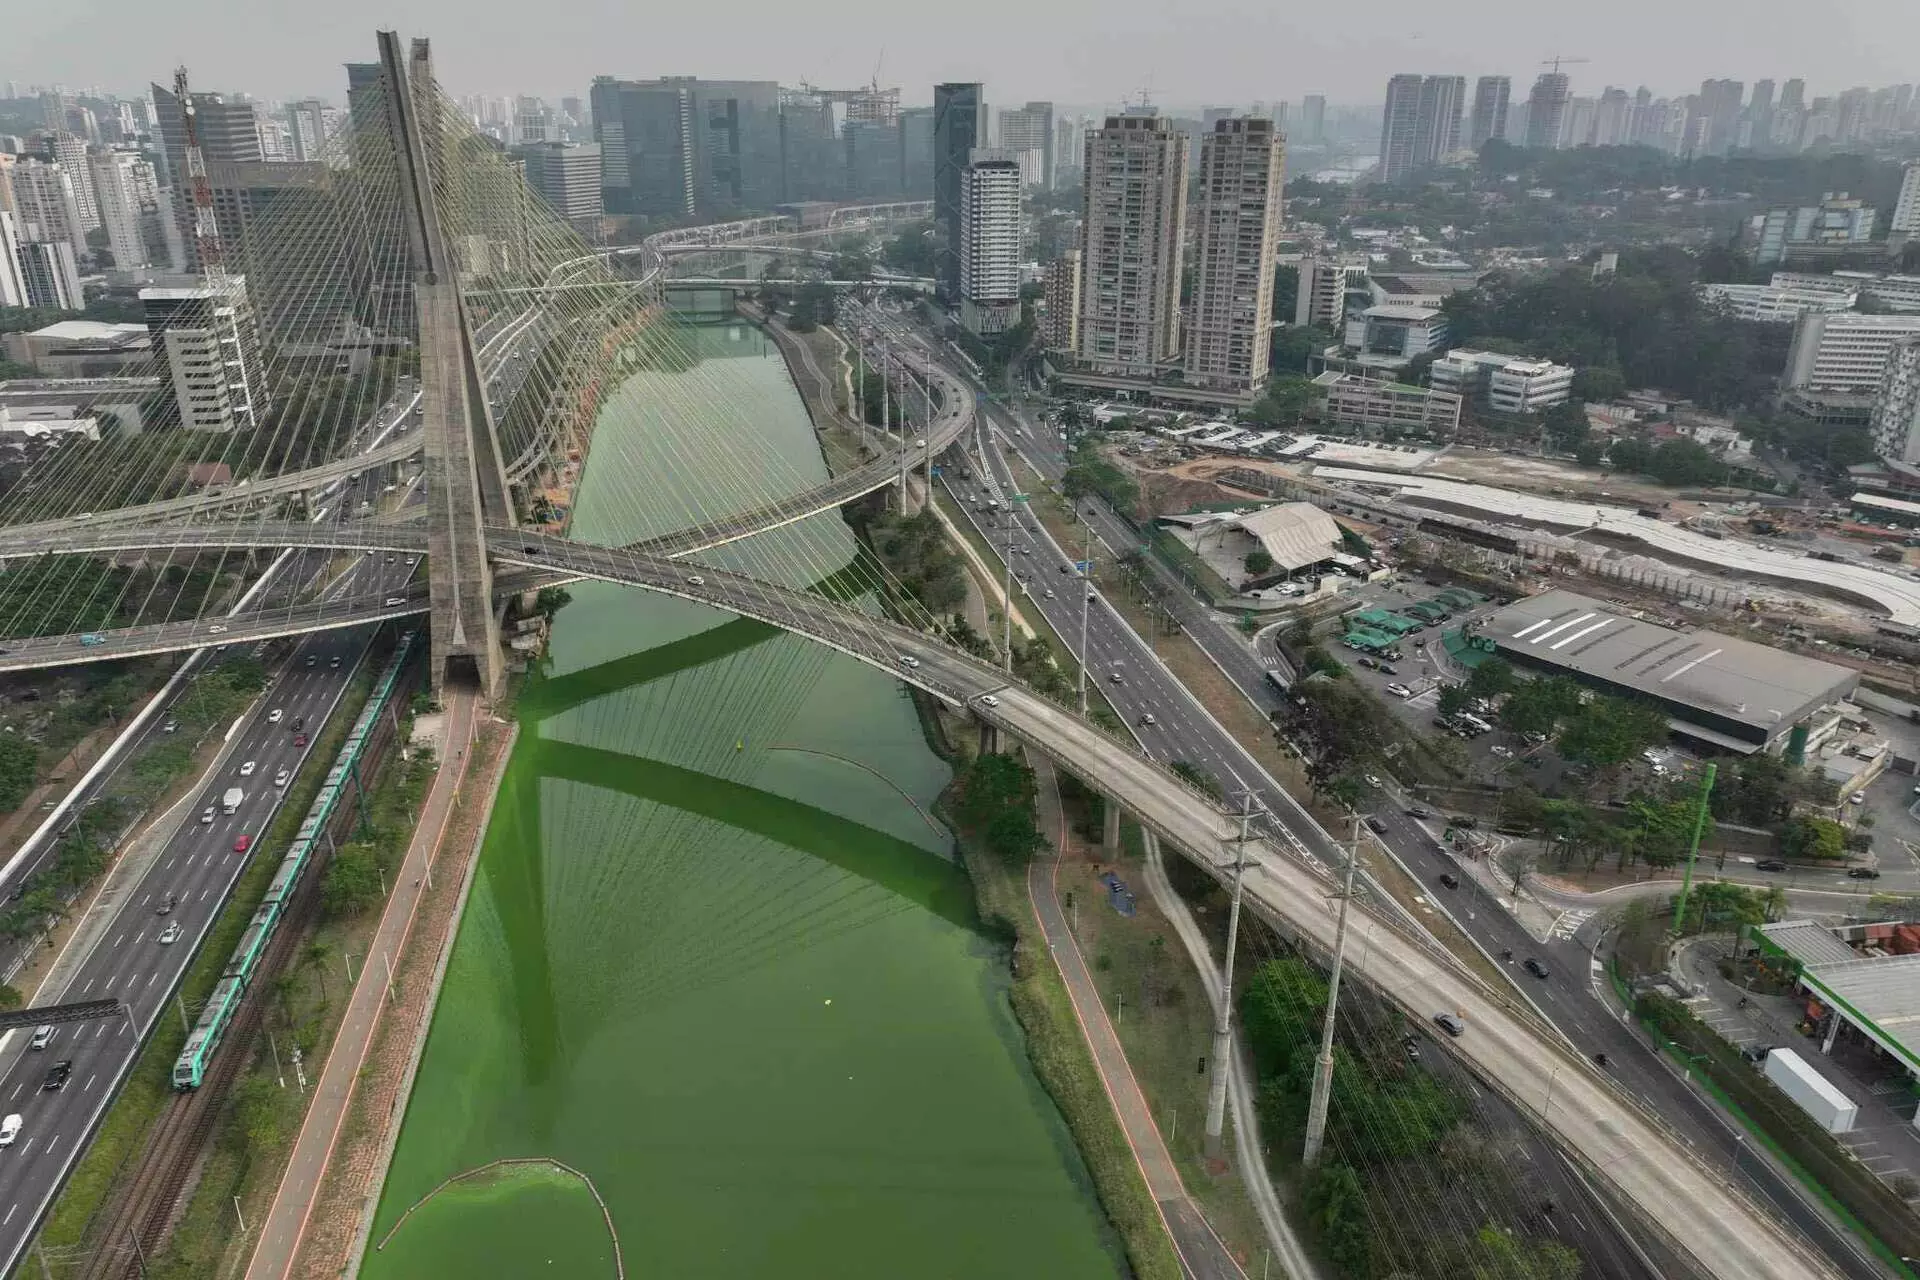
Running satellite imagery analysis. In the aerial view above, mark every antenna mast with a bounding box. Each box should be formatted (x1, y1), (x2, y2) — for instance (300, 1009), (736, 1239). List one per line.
(175, 66), (226, 279)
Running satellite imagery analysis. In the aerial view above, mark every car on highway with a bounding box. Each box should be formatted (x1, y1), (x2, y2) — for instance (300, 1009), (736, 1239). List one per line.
(1847, 867), (1881, 879)
(1107, 671), (1123, 684)
(233, 834), (253, 854)
(42, 1059), (72, 1092)
(208, 625), (227, 635)
(305, 654), (317, 668)
(684, 575), (705, 587)
(1523, 958), (1550, 980)
(292, 716), (305, 732)
(268, 708), (284, 723)
(156, 895), (177, 916)
(383, 596), (407, 607)
(1138, 713), (1157, 727)
(1438, 873), (1460, 890)
(1755, 859), (1789, 872)
(896, 654), (921, 669)
(159, 922), (182, 945)
(1405, 806), (1433, 820)
(0, 1115), (20, 1148)
(29, 1026), (52, 1051)
(1365, 816), (1388, 835)
(1432, 1013), (1466, 1038)
(978, 694), (1000, 708)
(330, 655), (341, 669)
(294, 733), (308, 747)
(238, 760), (256, 777)
(200, 807), (215, 825)
(274, 769), (291, 789)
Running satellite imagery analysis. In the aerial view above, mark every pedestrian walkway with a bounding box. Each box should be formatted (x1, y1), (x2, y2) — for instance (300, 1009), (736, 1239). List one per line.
(1026, 755), (1246, 1280)
(244, 691), (479, 1280)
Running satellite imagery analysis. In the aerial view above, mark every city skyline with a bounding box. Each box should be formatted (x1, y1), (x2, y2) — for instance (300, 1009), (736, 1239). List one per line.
(5, 0), (1915, 112)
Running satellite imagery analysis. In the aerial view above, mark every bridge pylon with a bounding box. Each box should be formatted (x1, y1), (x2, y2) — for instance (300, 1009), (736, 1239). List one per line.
(378, 30), (514, 697)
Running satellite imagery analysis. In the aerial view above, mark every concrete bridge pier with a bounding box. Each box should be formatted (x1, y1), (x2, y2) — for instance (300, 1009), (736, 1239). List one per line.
(977, 718), (1001, 756)
(1102, 795), (1123, 849)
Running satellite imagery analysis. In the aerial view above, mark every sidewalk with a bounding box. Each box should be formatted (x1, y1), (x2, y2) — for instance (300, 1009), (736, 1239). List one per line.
(1026, 755), (1245, 1280)
(244, 690), (480, 1280)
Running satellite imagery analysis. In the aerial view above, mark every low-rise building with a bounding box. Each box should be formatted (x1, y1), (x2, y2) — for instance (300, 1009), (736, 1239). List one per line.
(0, 405), (100, 441)
(1753, 193), (1878, 266)
(1312, 370), (1462, 434)
(1341, 304), (1448, 369)
(1785, 311), (1920, 398)
(0, 320), (153, 376)
(1698, 281), (1859, 323)
(1429, 348), (1574, 412)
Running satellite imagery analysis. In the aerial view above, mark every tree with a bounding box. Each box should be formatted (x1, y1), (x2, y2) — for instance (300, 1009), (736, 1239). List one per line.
(1779, 813), (1847, 861)
(0, 984), (20, 1011)
(1301, 1160), (1372, 1277)
(786, 281), (839, 331)
(1541, 400), (1590, 452)
(1247, 375), (1317, 428)
(1270, 264), (1299, 322)
(1574, 439), (1605, 467)
(0, 736), (41, 813)
(1572, 364), (1627, 403)
(1557, 695), (1667, 768)
(1497, 843), (1538, 892)
(230, 1075), (284, 1159)
(1437, 682), (1474, 717)
(1463, 657), (1514, 700)
(321, 844), (385, 918)
(984, 807), (1047, 865)
(1169, 759), (1225, 801)
(1244, 549), (1275, 576)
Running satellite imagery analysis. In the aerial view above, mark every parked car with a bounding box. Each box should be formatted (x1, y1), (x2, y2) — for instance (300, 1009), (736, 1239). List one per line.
(1386, 682), (1413, 698)
(1405, 806), (1433, 820)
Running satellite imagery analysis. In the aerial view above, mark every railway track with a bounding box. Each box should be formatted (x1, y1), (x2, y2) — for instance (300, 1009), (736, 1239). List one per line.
(75, 865), (326, 1280)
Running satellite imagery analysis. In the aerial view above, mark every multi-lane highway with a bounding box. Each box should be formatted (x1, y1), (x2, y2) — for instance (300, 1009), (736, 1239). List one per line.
(893, 325), (1885, 1279)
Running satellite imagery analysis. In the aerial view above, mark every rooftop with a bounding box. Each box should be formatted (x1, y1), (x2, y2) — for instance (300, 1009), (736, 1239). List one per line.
(1363, 304), (1444, 322)
(1756, 919), (1861, 966)
(1484, 589), (1858, 740)
(1229, 502), (1343, 572)
(25, 321), (150, 346)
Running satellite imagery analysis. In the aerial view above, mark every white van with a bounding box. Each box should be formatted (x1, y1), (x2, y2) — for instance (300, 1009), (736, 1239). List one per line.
(0, 1114), (20, 1147)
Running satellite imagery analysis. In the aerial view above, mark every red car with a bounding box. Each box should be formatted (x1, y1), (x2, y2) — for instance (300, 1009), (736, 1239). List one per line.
(293, 733), (307, 747)
(233, 834), (253, 854)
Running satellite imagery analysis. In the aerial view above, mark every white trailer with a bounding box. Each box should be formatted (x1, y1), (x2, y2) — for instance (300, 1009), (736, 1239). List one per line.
(1762, 1047), (1858, 1134)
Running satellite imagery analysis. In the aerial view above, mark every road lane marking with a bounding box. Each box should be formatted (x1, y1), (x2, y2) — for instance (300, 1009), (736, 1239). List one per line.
(45, 1134), (59, 1155)
(80, 979), (92, 995)
(2, 1203), (13, 1225)
(83, 1074), (95, 1092)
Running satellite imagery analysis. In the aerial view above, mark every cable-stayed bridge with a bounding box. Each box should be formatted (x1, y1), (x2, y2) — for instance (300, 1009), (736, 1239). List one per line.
(0, 31), (1846, 1280)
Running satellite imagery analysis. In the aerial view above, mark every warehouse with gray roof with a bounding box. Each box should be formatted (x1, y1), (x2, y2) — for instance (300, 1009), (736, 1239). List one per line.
(1481, 589), (1858, 753)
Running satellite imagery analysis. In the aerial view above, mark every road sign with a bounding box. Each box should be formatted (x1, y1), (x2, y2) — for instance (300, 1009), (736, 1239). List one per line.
(1011, 493), (1031, 503)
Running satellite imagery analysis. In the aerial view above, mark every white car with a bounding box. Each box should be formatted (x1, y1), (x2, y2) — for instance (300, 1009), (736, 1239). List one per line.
(200, 807), (215, 825)
(267, 708), (283, 724)
(158, 923), (182, 945)
(274, 769), (291, 788)
(0, 1114), (20, 1148)
(207, 624), (227, 635)
(897, 654), (921, 669)
(238, 760), (257, 777)
(1364, 774), (1383, 788)
(1386, 682), (1413, 698)
(1490, 745), (1515, 759)
(978, 694), (1000, 708)
(685, 575), (705, 586)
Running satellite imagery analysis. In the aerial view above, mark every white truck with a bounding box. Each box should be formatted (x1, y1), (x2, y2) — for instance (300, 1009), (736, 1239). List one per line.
(221, 786), (244, 816)
(1762, 1046), (1858, 1134)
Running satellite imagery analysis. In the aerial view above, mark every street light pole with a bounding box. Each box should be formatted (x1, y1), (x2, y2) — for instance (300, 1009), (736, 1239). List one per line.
(1303, 817), (1364, 1167)
(1204, 791), (1259, 1157)
(1076, 514), (1095, 717)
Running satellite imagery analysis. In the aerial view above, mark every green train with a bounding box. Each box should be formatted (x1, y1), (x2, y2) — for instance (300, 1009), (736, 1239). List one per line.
(173, 635), (416, 1091)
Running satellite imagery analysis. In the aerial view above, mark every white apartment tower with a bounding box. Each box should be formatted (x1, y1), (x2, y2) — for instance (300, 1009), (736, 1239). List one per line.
(1872, 340), (1920, 465)
(1895, 162), (1920, 238)
(47, 133), (98, 230)
(141, 277), (271, 433)
(8, 159), (88, 261)
(89, 150), (151, 272)
(996, 102), (1055, 188)
(1077, 110), (1189, 378)
(15, 240), (83, 310)
(0, 212), (30, 308)
(1185, 117), (1286, 395)
(959, 150), (1025, 336)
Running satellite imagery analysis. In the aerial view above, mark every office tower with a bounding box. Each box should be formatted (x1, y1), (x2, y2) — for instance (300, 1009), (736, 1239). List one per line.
(899, 105), (935, 197)
(932, 83), (986, 302)
(1185, 117), (1285, 395)
(1041, 251), (1080, 350)
(16, 240), (83, 310)
(588, 76), (782, 219)
(996, 101), (1054, 188)
(1417, 76), (1465, 163)
(1468, 77), (1510, 148)
(1525, 72), (1570, 148)
(0, 212), (27, 307)
(1891, 162), (1920, 237)
(141, 277), (270, 432)
(1077, 110), (1189, 377)
(1377, 74), (1425, 180)
(89, 149), (150, 271)
(1300, 95), (1327, 146)
(151, 80), (262, 268)
(46, 133), (98, 229)
(1053, 116), (1084, 186)
(8, 159), (88, 261)
(519, 141), (603, 229)
(958, 149), (1024, 335)
(1872, 340), (1920, 465)
(286, 99), (331, 162)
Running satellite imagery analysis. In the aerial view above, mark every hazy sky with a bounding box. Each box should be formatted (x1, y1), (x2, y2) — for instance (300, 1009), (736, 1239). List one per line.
(8, 0), (1914, 108)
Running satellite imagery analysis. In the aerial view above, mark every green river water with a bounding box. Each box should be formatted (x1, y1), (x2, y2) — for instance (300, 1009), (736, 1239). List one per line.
(360, 318), (1122, 1279)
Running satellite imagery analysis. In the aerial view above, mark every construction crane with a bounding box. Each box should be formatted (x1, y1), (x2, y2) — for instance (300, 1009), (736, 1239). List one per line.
(1539, 55), (1590, 75)
(174, 66), (226, 279)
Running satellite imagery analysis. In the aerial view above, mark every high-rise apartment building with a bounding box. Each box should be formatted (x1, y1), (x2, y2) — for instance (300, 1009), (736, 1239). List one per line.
(286, 99), (333, 163)
(46, 134), (98, 229)
(1299, 95), (1327, 146)
(1294, 258), (1362, 332)
(89, 149), (150, 271)
(1076, 110), (1189, 378)
(519, 141), (603, 230)
(959, 149), (1024, 336)
(1184, 117), (1285, 396)
(1377, 74), (1425, 181)
(1417, 76), (1465, 164)
(1041, 251), (1080, 351)
(1052, 115), (1085, 186)
(1872, 339), (1920, 465)
(1592, 88), (1632, 146)
(1468, 77), (1510, 148)
(588, 76), (783, 219)
(996, 102), (1054, 188)
(0, 212), (29, 308)
(933, 83), (987, 302)
(1894, 162), (1920, 238)
(16, 240), (83, 310)
(7, 159), (88, 261)
(141, 277), (270, 432)
(1525, 72), (1570, 149)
